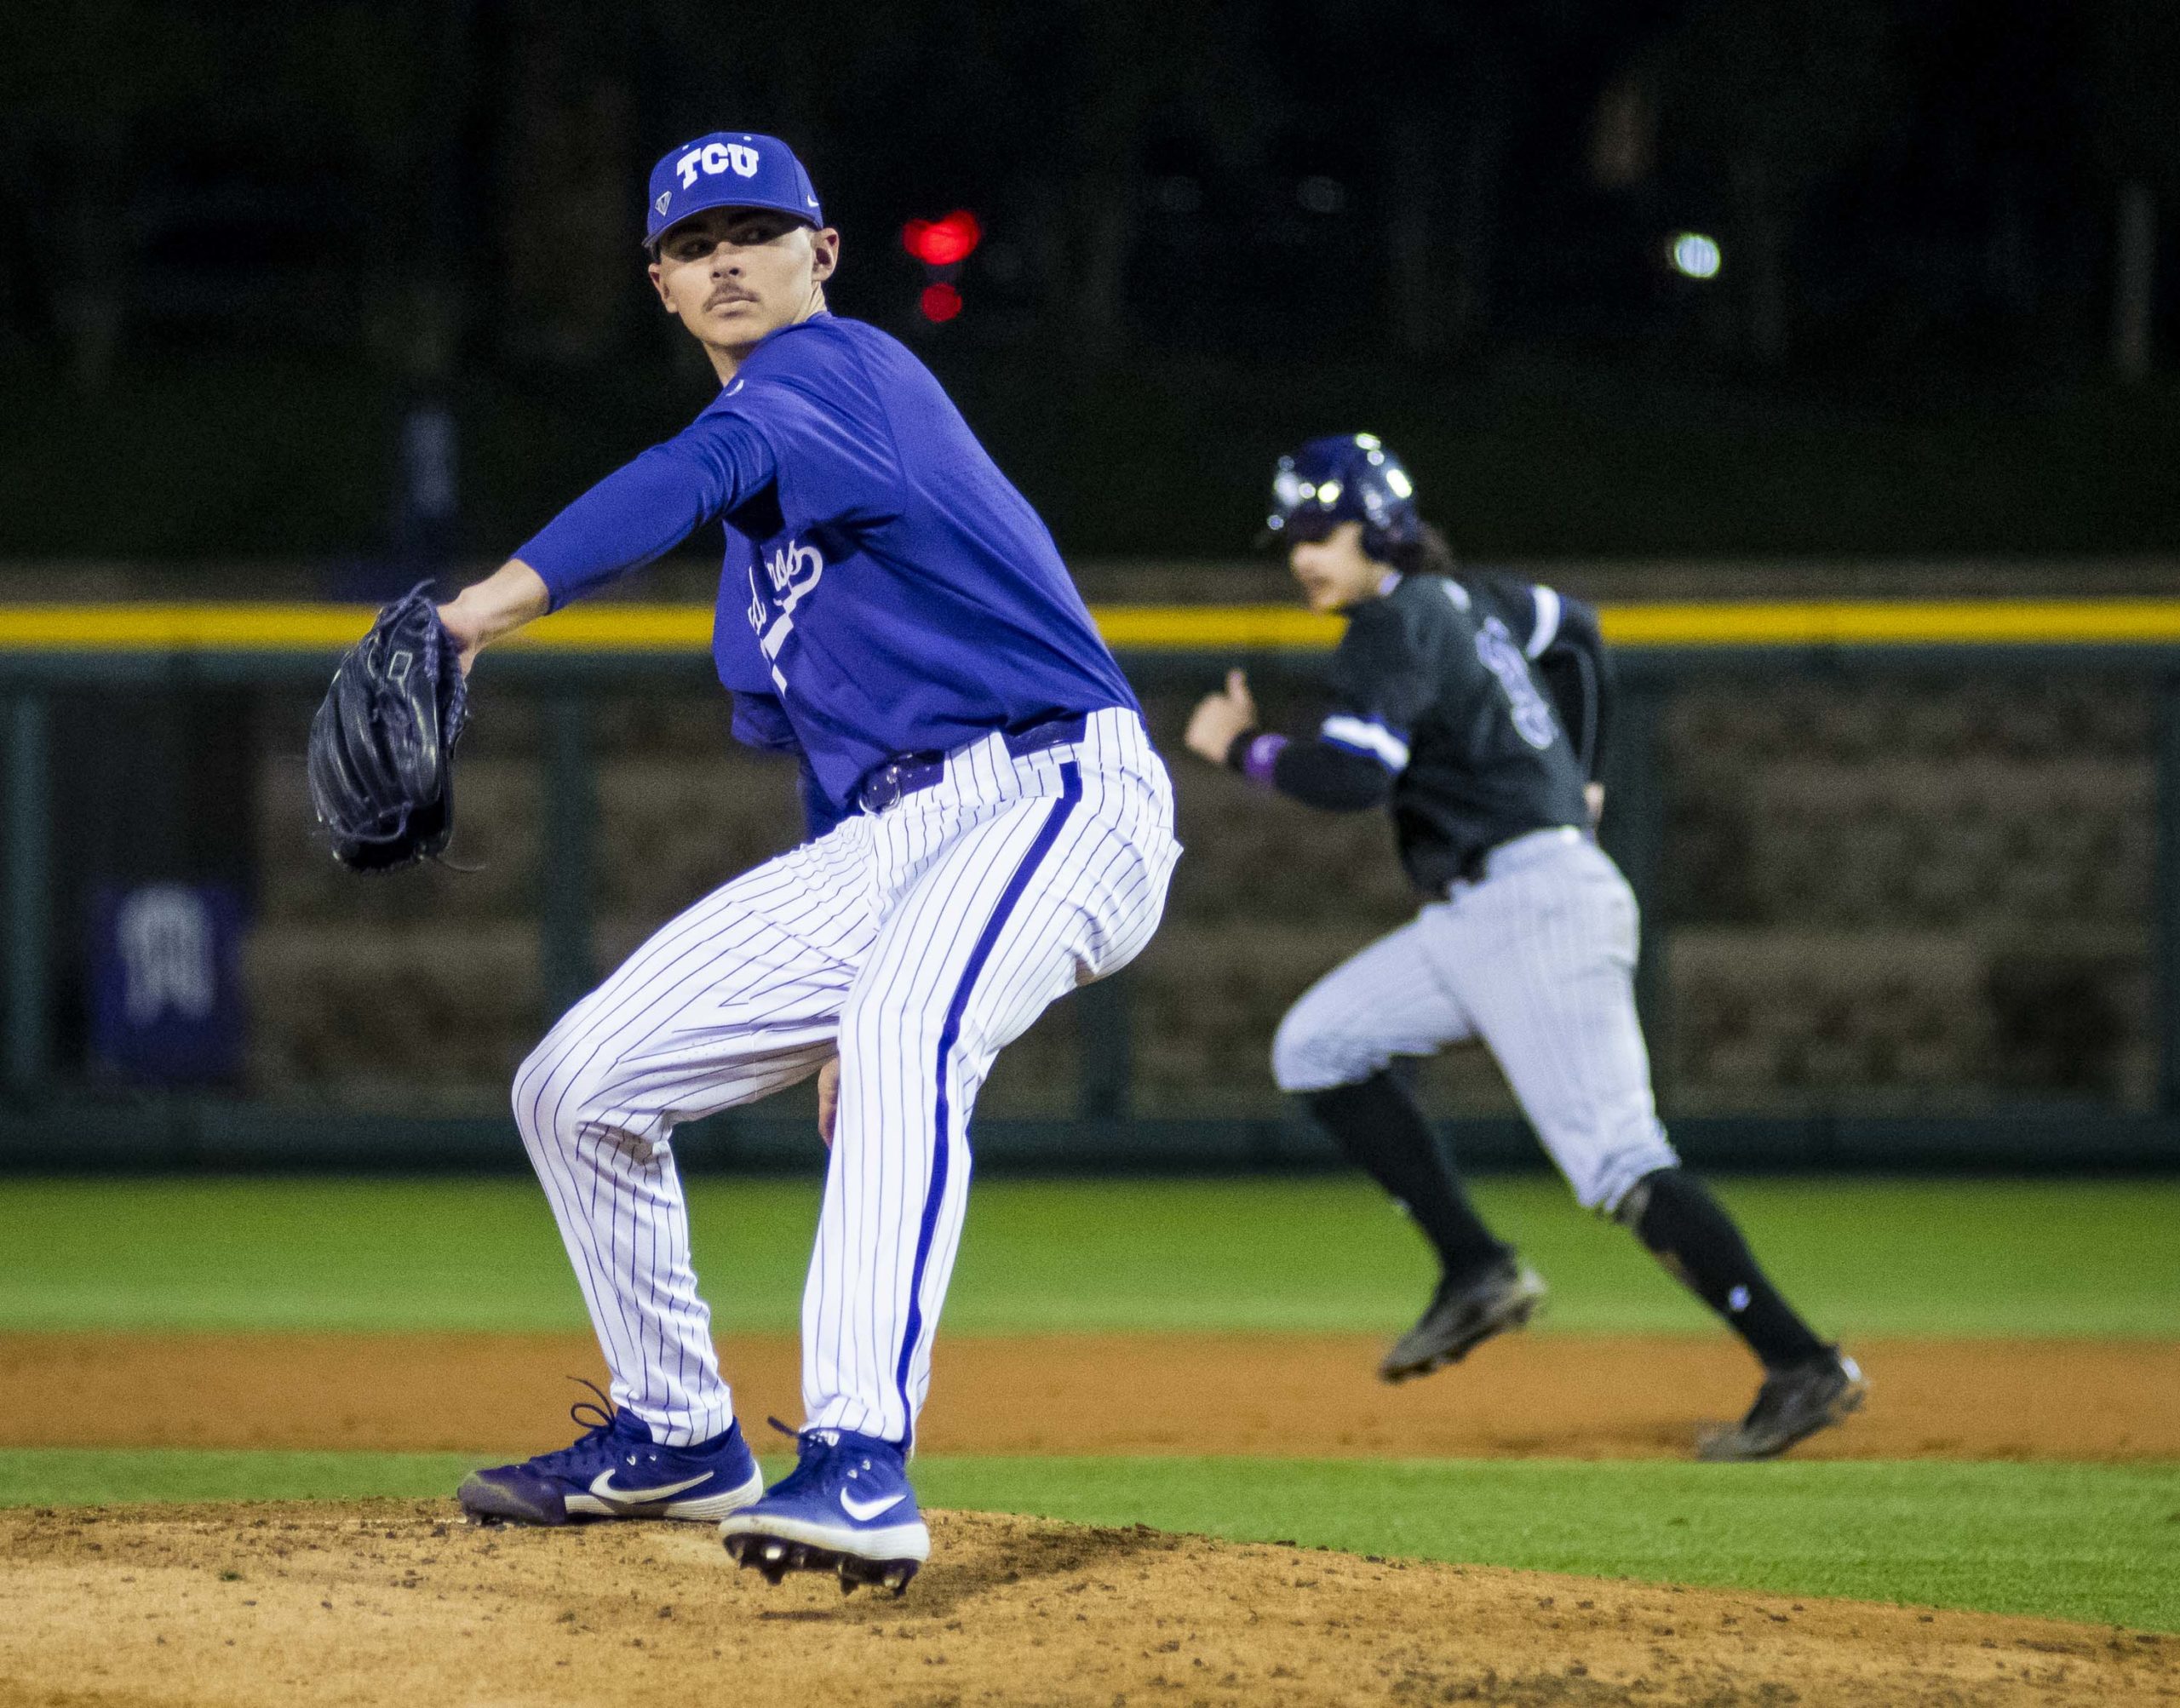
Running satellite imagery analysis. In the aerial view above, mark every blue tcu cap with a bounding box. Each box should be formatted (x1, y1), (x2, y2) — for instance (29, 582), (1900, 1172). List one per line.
(1264, 433), (1421, 555)
(645, 132), (823, 249)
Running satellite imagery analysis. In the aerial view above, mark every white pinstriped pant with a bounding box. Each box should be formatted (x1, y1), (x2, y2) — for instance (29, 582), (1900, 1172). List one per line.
(513, 708), (1178, 1447)
(1272, 828), (1679, 1212)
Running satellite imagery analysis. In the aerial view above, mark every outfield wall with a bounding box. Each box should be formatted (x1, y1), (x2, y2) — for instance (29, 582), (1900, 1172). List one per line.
(3, 597), (2178, 1172)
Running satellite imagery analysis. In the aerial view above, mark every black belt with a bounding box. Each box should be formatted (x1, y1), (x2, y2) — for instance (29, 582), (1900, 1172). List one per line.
(1452, 838), (1505, 885)
(853, 713), (1087, 815)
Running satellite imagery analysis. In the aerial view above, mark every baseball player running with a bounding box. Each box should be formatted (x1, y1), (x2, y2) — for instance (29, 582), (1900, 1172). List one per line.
(439, 132), (1179, 1591)
(1184, 434), (1862, 1461)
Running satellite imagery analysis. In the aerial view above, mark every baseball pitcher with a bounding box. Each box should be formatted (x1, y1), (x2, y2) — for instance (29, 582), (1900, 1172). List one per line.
(439, 133), (1179, 1592)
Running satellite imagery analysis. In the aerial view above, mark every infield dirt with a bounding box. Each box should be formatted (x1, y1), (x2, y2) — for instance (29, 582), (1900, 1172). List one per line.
(2, 1330), (2174, 1459)
(6, 1333), (2176, 1704)
(4, 1499), (2175, 1708)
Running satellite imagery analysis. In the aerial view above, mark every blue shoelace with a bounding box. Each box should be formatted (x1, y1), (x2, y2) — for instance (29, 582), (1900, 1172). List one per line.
(532, 1378), (635, 1471)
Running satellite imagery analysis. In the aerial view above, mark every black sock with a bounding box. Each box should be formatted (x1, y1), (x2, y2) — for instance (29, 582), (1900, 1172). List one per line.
(1304, 1072), (1511, 1282)
(1624, 1168), (1827, 1369)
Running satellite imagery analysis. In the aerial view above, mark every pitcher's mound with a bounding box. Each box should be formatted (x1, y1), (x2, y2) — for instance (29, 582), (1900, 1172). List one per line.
(1, 1501), (2169, 1706)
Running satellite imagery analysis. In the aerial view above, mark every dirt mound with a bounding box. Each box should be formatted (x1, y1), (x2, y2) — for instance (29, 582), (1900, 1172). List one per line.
(5, 1332), (2176, 1461)
(2, 1501), (2171, 1707)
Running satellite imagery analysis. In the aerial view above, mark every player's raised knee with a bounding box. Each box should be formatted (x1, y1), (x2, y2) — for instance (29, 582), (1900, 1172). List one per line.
(1272, 1000), (1374, 1094)
(510, 1029), (603, 1148)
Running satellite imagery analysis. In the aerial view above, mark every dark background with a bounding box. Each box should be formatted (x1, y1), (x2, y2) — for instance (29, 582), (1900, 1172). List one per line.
(3, 0), (2178, 570)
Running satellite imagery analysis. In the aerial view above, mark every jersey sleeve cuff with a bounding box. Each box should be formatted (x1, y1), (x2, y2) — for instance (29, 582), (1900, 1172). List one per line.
(1318, 714), (1411, 772)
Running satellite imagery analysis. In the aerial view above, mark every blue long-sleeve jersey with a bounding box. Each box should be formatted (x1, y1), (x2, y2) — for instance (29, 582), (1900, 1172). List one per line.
(516, 312), (1139, 819)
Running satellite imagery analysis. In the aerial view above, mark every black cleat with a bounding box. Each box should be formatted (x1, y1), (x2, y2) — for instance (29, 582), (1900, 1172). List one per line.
(1697, 1347), (1867, 1461)
(1379, 1258), (1547, 1384)
(724, 1531), (919, 1597)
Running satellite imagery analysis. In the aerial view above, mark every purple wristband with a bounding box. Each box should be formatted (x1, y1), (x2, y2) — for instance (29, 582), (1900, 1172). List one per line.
(1240, 731), (1288, 786)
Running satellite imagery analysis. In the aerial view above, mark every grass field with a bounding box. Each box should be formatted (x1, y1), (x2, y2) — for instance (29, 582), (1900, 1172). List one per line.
(4, 1175), (2176, 1633)
(3, 1175), (2175, 1337)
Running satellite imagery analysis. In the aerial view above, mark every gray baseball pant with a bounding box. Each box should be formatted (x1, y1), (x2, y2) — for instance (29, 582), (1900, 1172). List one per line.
(1272, 827), (1679, 1213)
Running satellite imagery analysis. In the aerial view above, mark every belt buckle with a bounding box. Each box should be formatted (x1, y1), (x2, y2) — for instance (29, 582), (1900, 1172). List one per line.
(861, 764), (904, 815)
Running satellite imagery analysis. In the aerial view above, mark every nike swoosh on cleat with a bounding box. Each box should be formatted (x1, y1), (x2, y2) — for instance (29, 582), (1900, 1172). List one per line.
(840, 1488), (907, 1522)
(588, 1470), (712, 1505)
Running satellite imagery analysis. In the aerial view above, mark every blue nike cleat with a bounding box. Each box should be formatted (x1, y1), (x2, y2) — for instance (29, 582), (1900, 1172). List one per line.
(719, 1421), (930, 1596)
(458, 1380), (764, 1526)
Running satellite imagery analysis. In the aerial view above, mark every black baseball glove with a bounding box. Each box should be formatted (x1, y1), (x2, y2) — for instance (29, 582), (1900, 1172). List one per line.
(307, 583), (470, 872)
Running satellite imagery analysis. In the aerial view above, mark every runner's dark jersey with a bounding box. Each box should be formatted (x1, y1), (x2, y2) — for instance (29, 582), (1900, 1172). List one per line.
(1228, 572), (1603, 896)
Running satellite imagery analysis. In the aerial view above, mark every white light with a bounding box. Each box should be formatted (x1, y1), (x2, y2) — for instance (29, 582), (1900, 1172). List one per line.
(1384, 467), (1413, 498)
(1317, 479), (1342, 505)
(1669, 232), (1722, 279)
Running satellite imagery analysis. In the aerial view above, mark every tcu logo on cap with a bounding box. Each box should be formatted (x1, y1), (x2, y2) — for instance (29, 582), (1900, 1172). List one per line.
(676, 140), (760, 188)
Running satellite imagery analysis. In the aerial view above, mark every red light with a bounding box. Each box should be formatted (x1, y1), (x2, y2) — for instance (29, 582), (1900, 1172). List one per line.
(900, 210), (982, 267)
(918, 283), (963, 323)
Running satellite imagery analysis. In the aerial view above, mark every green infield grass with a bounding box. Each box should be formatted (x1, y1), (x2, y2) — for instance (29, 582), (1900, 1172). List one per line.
(928, 1456), (2180, 1634)
(3, 1449), (2172, 1632)
(2, 1176), (2174, 1338)
(0, 1448), (485, 1509)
